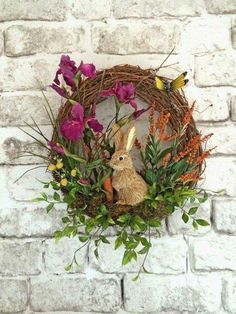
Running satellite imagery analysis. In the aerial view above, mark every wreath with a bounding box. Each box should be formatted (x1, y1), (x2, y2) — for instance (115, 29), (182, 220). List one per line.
(22, 55), (214, 279)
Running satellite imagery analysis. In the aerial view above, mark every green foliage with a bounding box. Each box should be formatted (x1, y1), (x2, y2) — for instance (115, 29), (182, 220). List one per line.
(26, 90), (212, 280)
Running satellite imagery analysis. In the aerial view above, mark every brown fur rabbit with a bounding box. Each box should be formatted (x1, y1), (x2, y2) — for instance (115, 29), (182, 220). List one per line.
(110, 123), (148, 206)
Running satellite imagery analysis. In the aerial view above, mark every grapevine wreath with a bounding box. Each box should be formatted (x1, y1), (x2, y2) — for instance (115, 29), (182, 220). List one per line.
(22, 55), (214, 278)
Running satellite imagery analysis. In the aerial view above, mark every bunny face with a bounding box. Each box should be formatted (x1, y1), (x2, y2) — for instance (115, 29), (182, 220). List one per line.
(110, 150), (133, 170)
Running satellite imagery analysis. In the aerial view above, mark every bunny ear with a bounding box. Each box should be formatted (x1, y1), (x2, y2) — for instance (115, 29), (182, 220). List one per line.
(123, 124), (136, 152)
(112, 123), (123, 150)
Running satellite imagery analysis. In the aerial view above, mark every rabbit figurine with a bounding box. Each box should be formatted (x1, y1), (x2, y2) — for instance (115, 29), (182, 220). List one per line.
(110, 123), (148, 206)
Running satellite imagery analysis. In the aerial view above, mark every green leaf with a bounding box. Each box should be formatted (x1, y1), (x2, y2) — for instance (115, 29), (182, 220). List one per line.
(115, 237), (123, 250)
(121, 231), (128, 242)
(148, 219), (161, 228)
(63, 226), (76, 237)
(64, 148), (86, 163)
(41, 192), (48, 200)
(62, 216), (70, 224)
(182, 212), (189, 224)
(64, 263), (72, 271)
(32, 197), (44, 202)
(196, 219), (210, 226)
(108, 217), (115, 225)
(79, 236), (89, 242)
(54, 230), (63, 243)
(132, 275), (139, 282)
(46, 202), (54, 213)
(138, 246), (149, 254)
(122, 250), (137, 265)
(145, 169), (157, 184)
(53, 192), (61, 201)
(117, 214), (130, 224)
(126, 241), (139, 249)
(140, 237), (150, 247)
(192, 220), (198, 229)
(94, 248), (99, 260)
(100, 204), (108, 215)
(100, 235), (110, 244)
(188, 207), (198, 216)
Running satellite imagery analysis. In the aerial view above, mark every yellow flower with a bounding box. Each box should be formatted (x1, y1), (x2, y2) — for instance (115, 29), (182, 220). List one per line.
(56, 161), (63, 169)
(48, 164), (56, 171)
(71, 169), (77, 177)
(60, 178), (68, 187)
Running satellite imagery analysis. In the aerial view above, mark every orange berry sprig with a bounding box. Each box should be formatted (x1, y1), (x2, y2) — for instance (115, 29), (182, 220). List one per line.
(148, 102), (155, 136)
(162, 152), (171, 168)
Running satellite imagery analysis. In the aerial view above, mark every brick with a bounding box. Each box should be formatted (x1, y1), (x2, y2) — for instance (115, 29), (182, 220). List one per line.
(5, 24), (86, 57)
(197, 125), (236, 155)
(0, 30), (3, 55)
(190, 233), (236, 271)
(224, 277), (236, 312)
(0, 239), (42, 275)
(0, 166), (16, 208)
(124, 273), (221, 312)
(202, 157), (236, 197)
(30, 275), (121, 311)
(0, 279), (28, 313)
(0, 206), (64, 237)
(0, 0), (67, 21)
(113, 0), (204, 17)
(0, 92), (61, 126)
(90, 236), (186, 274)
(231, 95), (236, 121)
(180, 16), (230, 53)
(185, 87), (230, 122)
(72, 0), (111, 19)
(0, 55), (60, 92)
(45, 237), (88, 274)
(0, 126), (51, 164)
(92, 21), (182, 54)
(205, 0), (236, 14)
(213, 199), (236, 235)
(7, 165), (51, 201)
(233, 19), (236, 49)
(195, 52), (236, 87)
(167, 199), (211, 235)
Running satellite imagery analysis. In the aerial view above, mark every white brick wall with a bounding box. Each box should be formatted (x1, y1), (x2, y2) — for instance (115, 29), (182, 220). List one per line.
(0, 1), (236, 313)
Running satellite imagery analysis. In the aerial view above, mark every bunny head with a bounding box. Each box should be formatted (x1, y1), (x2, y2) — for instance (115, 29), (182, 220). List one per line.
(110, 123), (136, 171)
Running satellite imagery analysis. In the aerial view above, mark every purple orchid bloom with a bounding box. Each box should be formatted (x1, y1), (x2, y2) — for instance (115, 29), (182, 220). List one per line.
(50, 55), (96, 97)
(100, 81), (137, 110)
(60, 103), (103, 141)
(47, 141), (65, 154)
(132, 107), (150, 119)
(79, 61), (96, 78)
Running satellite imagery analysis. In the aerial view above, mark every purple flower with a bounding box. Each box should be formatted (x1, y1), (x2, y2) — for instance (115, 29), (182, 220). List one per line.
(50, 83), (67, 98)
(60, 119), (84, 142)
(60, 103), (103, 142)
(54, 55), (78, 89)
(87, 119), (103, 132)
(100, 81), (137, 110)
(47, 141), (65, 154)
(79, 61), (96, 78)
(132, 107), (150, 119)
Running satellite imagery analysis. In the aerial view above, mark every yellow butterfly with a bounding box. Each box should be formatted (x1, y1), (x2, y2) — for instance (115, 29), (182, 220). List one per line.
(155, 72), (189, 93)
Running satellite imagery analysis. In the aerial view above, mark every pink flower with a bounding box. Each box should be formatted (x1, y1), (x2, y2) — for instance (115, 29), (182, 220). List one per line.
(52, 55), (78, 92)
(100, 81), (137, 110)
(79, 61), (96, 78)
(60, 103), (103, 141)
(47, 141), (65, 154)
(78, 178), (90, 185)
